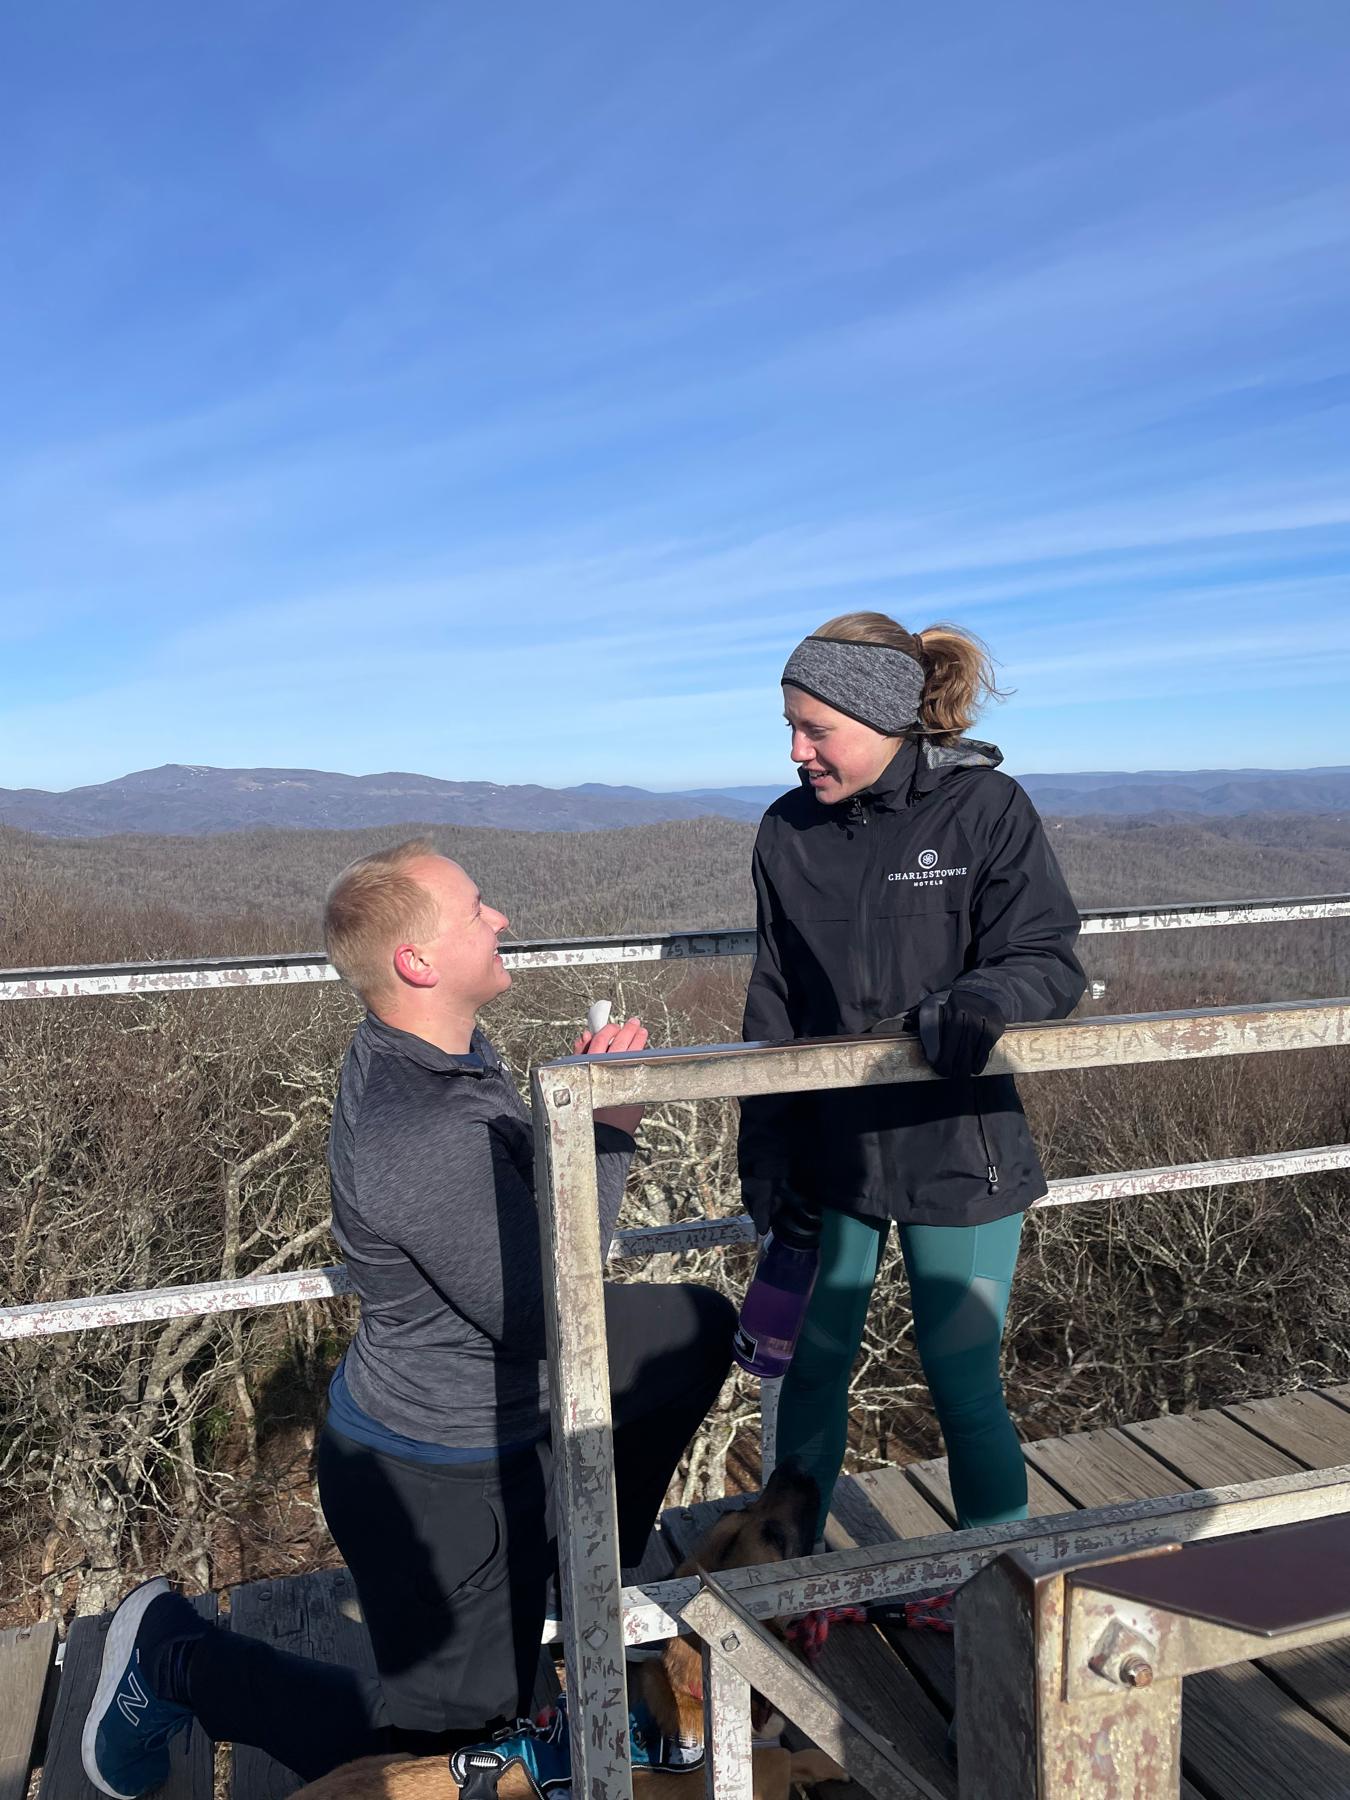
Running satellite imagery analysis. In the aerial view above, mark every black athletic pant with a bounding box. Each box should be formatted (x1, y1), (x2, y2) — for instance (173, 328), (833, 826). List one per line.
(183, 1282), (735, 1781)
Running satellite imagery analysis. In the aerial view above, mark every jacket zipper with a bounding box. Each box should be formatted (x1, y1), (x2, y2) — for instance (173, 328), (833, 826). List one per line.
(895, 778), (995, 1190)
(856, 775), (995, 1193)
(974, 1099), (999, 1193)
(854, 794), (886, 1015)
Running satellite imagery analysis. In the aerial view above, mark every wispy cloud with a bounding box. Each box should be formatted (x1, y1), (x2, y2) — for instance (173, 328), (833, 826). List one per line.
(1, 2), (1347, 788)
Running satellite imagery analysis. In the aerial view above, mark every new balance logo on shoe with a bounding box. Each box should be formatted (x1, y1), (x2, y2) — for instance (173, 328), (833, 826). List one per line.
(116, 1671), (150, 1730)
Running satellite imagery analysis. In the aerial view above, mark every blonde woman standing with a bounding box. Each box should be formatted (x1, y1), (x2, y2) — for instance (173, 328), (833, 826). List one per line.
(739, 612), (1085, 1538)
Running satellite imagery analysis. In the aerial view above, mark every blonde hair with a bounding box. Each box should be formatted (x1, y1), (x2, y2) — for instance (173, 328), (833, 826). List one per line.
(813, 611), (1005, 741)
(324, 839), (443, 1003)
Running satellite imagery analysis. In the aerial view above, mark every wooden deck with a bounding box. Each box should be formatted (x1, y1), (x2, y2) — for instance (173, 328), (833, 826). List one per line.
(9, 1387), (1350, 1800)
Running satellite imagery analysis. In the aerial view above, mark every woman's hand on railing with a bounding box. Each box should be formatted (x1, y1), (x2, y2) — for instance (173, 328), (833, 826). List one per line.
(574, 1016), (649, 1137)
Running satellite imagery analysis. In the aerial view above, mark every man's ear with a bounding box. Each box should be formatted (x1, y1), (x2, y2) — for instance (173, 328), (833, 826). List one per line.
(393, 943), (438, 989)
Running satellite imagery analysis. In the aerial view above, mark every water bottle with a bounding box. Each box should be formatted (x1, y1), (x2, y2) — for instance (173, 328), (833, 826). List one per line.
(732, 1197), (822, 1378)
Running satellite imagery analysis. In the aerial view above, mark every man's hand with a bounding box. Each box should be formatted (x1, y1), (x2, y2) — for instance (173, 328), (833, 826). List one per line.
(573, 1016), (649, 1136)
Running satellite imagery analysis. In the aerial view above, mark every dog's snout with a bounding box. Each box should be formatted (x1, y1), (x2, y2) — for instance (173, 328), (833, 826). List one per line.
(760, 1459), (821, 1558)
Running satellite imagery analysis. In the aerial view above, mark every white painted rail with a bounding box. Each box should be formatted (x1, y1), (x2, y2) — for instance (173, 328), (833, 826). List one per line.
(4, 1141), (1347, 1342)
(2, 894), (1346, 1000)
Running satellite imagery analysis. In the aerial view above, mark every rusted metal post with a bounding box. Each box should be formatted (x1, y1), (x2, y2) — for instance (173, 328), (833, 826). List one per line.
(701, 1642), (754, 1800)
(955, 1546), (1182, 1799)
(532, 1065), (632, 1800)
(954, 1551), (1039, 1795)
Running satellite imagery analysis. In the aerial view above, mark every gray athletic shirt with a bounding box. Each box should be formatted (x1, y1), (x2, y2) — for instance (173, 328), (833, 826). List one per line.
(327, 1011), (634, 1448)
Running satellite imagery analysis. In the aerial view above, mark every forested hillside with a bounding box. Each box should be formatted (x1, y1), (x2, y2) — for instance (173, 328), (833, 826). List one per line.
(5, 810), (1349, 961)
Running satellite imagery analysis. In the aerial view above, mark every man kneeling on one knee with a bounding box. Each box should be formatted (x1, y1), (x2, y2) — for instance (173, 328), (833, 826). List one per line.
(83, 840), (736, 1797)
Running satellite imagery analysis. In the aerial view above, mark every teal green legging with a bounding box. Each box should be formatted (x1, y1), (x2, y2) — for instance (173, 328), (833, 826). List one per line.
(776, 1209), (1026, 1537)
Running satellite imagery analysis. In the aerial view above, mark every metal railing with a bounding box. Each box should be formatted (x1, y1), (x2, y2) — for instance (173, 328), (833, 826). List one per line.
(2, 893), (1347, 1001)
(679, 1496), (1350, 1799)
(4, 900), (1350, 1791)
(4, 1140), (1348, 1342)
(1, 889), (1345, 1346)
(528, 999), (1350, 1800)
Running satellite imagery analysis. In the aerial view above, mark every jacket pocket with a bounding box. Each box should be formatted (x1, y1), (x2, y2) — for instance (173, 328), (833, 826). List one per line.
(459, 1485), (510, 1593)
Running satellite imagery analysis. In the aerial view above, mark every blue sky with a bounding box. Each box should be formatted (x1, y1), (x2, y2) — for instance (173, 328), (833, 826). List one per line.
(3, 2), (1348, 792)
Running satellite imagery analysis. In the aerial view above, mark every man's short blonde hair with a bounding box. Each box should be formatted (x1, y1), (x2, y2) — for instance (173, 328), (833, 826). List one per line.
(324, 839), (442, 1004)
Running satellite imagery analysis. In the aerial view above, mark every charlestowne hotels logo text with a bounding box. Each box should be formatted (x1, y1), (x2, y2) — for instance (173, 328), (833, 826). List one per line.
(888, 848), (968, 888)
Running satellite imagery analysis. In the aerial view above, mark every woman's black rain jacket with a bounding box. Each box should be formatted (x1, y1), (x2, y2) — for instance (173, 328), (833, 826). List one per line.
(738, 735), (1086, 1230)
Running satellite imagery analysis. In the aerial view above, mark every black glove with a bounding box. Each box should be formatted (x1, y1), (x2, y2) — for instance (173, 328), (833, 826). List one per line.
(741, 1172), (793, 1237)
(917, 989), (1005, 1079)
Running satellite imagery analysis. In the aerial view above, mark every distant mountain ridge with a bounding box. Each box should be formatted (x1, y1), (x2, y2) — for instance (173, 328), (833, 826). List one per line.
(1019, 767), (1350, 816)
(2, 762), (1346, 838)
(0, 765), (766, 838)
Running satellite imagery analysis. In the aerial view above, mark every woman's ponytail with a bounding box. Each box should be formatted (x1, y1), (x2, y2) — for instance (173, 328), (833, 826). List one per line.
(812, 612), (1006, 741)
(913, 624), (1004, 738)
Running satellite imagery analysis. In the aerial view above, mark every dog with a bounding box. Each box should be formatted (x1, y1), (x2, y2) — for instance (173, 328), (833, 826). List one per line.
(292, 1462), (845, 1800)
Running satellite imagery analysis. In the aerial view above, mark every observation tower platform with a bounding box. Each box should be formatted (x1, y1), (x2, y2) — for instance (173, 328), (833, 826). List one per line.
(9, 1385), (1350, 1800)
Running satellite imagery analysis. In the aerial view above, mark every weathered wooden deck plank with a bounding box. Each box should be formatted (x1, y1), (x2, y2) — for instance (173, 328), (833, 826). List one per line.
(805, 1621), (957, 1800)
(0, 1621), (57, 1800)
(1023, 1424), (1190, 1511)
(825, 1466), (949, 1551)
(1041, 1405), (1350, 1798)
(1184, 1664), (1350, 1800)
(1122, 1407), (1305, 1487)
(1158, 1390), (1350, 1754)
(822, 1469), (959, 1713)
(1223, 1390), (1350, 1470)
(39, 1595), (216, 1800)
(229, 1568), (375, 1800)
(902, 1450), (1071, 1523)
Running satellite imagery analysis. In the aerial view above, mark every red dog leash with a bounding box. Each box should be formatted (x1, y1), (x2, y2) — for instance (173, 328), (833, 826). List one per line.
(786, 1589), (955, 1662)
(784, 1605), (868, 1661)
(865, 1590), (956, 1634)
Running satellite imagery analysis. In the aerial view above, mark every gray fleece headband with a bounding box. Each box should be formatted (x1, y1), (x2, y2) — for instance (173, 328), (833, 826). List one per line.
(781, 636), (925, 734)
